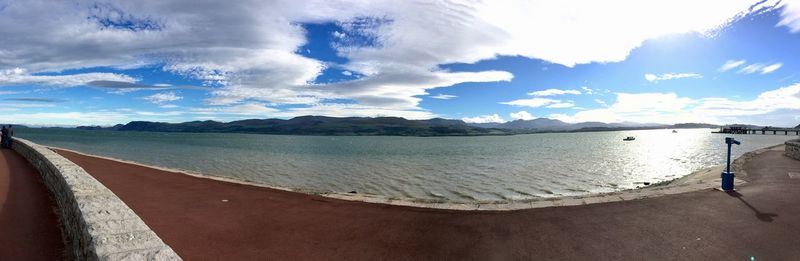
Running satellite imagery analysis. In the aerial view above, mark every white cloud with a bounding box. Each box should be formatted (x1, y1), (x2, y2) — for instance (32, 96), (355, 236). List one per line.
(0, 0), (785, 119)
(190, 103), (278, 115)
(728, 62), (783, 75)
(778, 0), (800, 32)
(503, 88), (580, 108)
(143, 92), (182, 104)
(718, 59), (746, 72)
(509, 111), (535, 120)
(279, 103), (435, 119)
(341, 70), (353, 76)
(332, 31), (346, 39)
(738, 63), (765, 74)
(473, 1), (780, 67)
(528, 88), (581, 96)
(501, 98), (559, 108)
(644, 73), (702, 82)
(546, 101), (576, 108)
(594, 99), (608, 107)
(551, 83), (800, 126)
(1, 109), (205, 126)
(462, 114), (504, 123)
(760, 63), (783, 74)
(581, 86), (595, 95)
(553, 92), (701, 123)
(159, 104), (179, 108)
(430, 94), (457, 100)
(0, 68), (136, 87)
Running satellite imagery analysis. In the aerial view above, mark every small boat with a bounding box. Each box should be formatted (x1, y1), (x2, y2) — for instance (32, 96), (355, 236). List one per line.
(623, 136), (635, 141)
(672, 130), (678, 133)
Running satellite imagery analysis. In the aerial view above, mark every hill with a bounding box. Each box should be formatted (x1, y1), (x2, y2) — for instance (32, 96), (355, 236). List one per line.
(467, 118), (707, 131)
(77, 116), (510, 136)
(76, 116), (722, 136)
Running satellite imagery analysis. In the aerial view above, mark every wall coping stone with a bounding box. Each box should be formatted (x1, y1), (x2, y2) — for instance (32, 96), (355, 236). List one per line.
(786, 139), (800, 161)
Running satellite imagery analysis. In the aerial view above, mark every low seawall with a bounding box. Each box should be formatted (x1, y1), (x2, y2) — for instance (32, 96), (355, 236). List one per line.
(787, 139), (800, 160)
(11, 138), (181, 260)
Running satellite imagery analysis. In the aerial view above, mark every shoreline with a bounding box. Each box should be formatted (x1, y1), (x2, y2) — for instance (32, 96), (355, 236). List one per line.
(47, 143), (784, 211)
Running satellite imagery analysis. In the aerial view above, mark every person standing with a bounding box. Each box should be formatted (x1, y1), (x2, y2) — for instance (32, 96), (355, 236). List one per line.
(6, 125), (13, 148)
(1, 125), (8, 149)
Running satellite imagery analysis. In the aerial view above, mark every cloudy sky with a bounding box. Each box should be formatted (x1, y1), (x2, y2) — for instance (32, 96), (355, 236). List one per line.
(1, 0), (800, 126)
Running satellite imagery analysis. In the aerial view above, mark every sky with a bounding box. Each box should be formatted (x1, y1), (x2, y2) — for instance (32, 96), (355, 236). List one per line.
(1, 0), (800, 127)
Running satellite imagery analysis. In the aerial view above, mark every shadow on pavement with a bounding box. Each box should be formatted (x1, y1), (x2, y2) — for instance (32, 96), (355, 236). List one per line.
(726, 190), (778, 222)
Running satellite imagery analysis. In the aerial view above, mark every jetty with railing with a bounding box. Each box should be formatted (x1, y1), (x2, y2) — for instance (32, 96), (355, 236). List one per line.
(716, 126), (800, 135)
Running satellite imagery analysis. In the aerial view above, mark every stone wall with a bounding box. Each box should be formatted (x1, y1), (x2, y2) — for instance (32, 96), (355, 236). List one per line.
(11, 138), (181, 261)
(787, 139), (800, 161)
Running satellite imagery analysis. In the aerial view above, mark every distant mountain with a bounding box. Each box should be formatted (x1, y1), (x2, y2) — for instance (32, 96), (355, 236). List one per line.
(497, 118), (571, 130)
(77, 116), (510, 136)
(76, 116), (722, 136)
(672, 123), (720, 129)
(0, 124), (28, 128)
(466, 122), (503, 128)
(796, 123), (800, 129)
(467, 118), (718, 132)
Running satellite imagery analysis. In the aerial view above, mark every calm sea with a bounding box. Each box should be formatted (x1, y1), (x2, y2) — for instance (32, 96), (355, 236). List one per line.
(17, 128), (796, 202)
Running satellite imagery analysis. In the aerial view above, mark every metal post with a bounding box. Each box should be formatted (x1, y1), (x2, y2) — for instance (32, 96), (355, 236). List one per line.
(722, 137), (740, 191)
(726, 142), (732, 174)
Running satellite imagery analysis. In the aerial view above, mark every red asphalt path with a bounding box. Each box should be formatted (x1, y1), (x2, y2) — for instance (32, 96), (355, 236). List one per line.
(0, 149), (64, 260)
(56, 149), (800, 261)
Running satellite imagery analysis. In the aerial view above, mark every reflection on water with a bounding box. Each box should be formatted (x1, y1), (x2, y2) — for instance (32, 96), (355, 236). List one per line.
(18, 128), (796, 202)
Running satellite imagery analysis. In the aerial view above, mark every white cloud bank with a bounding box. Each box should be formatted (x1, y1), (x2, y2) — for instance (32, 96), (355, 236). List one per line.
(718, 60), (747, 72)
(509, 111), (535, 120)
(778, 0), (800, 32)
(719, 60), (783, 75)
(0, 0), (794, 120)
(143, 92), (182, 104)
(644, 73), (702, 82)
(760, 63), (783, 74)
(528, 89), (581, 96)
(462, 114), (504, 124)
(551, 83), (800, 126)
(0, 68), (135, 87)
(429, 94), (457, 100)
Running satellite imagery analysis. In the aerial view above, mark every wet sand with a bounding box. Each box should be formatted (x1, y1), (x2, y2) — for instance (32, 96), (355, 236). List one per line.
(56, 148), (800, 260)
(0, 149), (64, 260)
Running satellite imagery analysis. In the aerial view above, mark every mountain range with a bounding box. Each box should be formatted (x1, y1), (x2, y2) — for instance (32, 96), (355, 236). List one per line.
(74, 116), (726, 136)
(77, 116), (509, 136)
(467, 118), (717, 131)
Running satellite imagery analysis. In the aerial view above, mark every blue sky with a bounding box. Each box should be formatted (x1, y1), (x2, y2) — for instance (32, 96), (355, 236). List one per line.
(1, 0), (800, 126)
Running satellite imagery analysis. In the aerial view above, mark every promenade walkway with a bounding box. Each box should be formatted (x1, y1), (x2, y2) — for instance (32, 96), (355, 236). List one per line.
(56, 148), (800, 261)
(0, 149), (64, 260)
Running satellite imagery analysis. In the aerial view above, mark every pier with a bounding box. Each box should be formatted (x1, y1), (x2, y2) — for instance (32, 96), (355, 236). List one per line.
(717, 126), (800, 135)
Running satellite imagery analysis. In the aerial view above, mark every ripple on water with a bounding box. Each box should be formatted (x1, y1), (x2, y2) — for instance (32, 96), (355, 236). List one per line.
(17, 128), (796, 203)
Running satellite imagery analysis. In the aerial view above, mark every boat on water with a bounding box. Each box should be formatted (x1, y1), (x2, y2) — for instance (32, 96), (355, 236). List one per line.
(623, 136), (635, 141)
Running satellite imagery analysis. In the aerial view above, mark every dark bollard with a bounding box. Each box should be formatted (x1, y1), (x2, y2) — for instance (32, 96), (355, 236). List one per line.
(721, 137), (740, 191)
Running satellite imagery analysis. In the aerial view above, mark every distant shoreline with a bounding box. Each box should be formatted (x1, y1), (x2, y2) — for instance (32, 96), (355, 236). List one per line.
(60, 124), (720, 137)
(44, 143), (785, 211)
(63, 115), (723, 137)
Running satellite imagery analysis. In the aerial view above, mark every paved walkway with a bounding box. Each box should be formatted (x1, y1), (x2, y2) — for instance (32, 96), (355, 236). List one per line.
(56, 149), (800, 261)
(0, 149), (64, 260)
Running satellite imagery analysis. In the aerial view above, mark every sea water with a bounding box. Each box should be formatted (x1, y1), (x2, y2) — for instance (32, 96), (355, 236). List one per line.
(18, 128), (796, 202)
